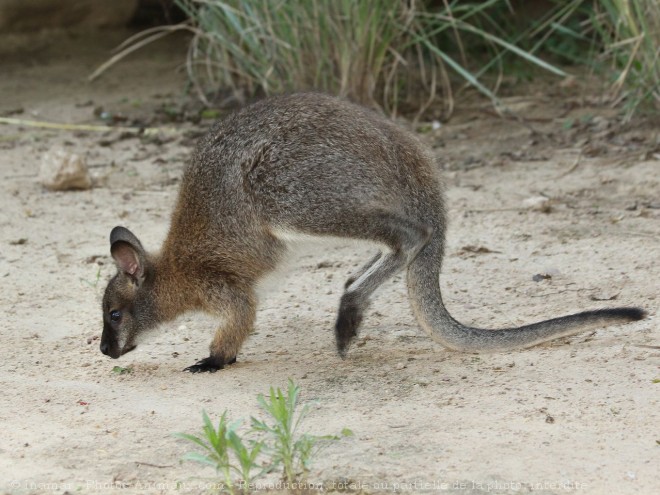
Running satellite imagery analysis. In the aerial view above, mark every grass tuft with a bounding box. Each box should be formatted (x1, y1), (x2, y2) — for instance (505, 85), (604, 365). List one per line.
(164, 0), (565, 118)
(91, 1), (657, 119)
(591, 0), (660, 119)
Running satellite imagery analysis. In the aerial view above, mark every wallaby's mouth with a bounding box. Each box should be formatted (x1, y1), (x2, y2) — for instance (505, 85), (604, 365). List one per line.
(100, 341), (136, 359)
(121, 344), (137, 356)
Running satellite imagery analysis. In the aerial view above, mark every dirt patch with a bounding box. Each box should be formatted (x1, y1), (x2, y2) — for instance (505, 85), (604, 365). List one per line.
(0, 31), (658, 495)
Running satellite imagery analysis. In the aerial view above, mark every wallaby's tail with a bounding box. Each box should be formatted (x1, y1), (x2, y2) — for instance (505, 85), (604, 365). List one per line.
(406, 235), (646, 353)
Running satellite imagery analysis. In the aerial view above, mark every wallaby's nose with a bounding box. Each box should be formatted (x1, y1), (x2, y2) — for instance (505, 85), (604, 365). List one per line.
(100, 342), (110, 355)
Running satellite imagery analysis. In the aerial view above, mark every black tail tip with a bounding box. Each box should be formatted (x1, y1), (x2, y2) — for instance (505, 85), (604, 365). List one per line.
(616, 307), (647, 321)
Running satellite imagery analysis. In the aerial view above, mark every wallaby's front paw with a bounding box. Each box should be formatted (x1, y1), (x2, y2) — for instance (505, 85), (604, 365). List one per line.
(183, 356), (236, 373)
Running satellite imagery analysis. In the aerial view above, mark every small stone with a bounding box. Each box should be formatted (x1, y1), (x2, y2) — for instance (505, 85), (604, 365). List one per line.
(395, 362), (406, 370)
(522, 196), (552, 213)
(39, 147), (92, 191)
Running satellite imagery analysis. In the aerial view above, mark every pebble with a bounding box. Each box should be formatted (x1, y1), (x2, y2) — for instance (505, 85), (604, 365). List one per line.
(39, 147), (92, 191)
(522, 196), (552, 212)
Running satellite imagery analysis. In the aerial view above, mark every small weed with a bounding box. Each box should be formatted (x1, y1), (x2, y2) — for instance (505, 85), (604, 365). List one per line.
(252, 380), (352, 483)
(112, 366), (132, 375)
(200, 108), (222, 119)
(79, 266), (102, 288)
(177, 412), (263, 494)
(178, 380), (351, 491)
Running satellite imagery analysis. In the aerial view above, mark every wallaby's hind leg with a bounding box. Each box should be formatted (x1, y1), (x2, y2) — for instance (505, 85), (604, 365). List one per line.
(337, 251), (405, 356)
(344, 251), (382, 289)
(332, 213), (433, 357)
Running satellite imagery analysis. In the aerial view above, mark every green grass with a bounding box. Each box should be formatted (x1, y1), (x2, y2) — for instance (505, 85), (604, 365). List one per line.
(177, 412), (264, 494)
(592, 0), (660, 119)
(177, 380), (351, 492)
(172, 0), (565, 117)
(252, 380), (352, 484)
(93, 0), (658, 119)
(79, 266), (102, 288)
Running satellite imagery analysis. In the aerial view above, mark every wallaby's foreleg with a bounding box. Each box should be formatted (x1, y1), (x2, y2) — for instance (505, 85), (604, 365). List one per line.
(335, 213), (433, 357)
(184, 287), (257, 373)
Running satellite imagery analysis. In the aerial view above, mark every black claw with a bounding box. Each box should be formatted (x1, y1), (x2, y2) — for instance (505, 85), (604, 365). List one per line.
(184, 359), (221, 373)
(183, 356), (236, 373)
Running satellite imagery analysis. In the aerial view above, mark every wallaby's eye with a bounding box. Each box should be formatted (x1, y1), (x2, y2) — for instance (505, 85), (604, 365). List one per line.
(110, 310), (122, 323)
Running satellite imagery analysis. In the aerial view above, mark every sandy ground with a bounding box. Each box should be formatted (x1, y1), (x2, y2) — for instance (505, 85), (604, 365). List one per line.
(0, 31), (658, 495)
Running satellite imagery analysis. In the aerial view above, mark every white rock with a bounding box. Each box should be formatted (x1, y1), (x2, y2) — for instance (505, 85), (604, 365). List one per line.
(39, 147), (92, 191)
(522, 196), (551, 212)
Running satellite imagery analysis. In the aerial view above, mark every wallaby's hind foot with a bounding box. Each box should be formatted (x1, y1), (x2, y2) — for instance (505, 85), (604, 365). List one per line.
(184, 355), (237, 373)
(333, 215), (434, 357)
(336, 252), (383, 356)
(335, 293), (365, 358)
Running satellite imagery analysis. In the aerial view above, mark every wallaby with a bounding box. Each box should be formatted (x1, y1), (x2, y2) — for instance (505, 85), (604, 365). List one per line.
(100, 93), (645, 372)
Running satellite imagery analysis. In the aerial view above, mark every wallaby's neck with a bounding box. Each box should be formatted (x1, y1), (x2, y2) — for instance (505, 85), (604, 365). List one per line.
(149, 250), (204, 322)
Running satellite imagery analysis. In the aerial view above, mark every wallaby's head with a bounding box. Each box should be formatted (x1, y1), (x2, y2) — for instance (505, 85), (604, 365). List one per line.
(101, 226), (159, 359)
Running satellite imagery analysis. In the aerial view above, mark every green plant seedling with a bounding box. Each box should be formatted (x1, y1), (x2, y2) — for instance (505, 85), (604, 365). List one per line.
(111, 366), (132, 375)
(201, 108), (222, 119)
(178, 382), (352, 490)
(177, 411), (265, 494)
(177, 411), (236, 494)
(79, 266), (102, 288)
(251, 380), (352, 483)
(226, 426), (267, 491)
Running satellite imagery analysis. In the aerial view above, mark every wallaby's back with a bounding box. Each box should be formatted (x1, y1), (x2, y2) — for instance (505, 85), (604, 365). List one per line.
(185, 93), (442, 223)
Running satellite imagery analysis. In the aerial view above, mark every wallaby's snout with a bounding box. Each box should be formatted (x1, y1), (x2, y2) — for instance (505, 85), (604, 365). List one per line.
(100, 321), (135, 359)
(99, 335), (121, 359)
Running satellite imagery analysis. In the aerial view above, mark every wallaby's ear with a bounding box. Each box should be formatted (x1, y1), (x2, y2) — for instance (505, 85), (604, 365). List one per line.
(110, 226), (147, 282)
